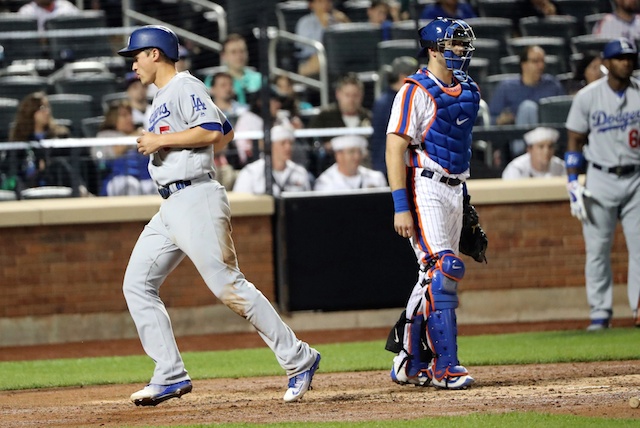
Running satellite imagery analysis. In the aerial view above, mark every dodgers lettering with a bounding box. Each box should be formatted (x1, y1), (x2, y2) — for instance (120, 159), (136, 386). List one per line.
(149, 103), (171, 131)
(592, 109), (640, 132)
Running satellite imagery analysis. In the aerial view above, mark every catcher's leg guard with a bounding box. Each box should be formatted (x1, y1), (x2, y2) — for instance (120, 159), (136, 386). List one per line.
(425, 253), (474, 389)
(388, 306), (432, 386)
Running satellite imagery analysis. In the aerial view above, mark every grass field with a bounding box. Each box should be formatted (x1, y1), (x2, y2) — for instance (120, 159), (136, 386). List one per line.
(0, 328), (638, 427)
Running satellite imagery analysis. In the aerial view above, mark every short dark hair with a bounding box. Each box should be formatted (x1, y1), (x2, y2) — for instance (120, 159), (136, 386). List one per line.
(211, 71), (233, 87)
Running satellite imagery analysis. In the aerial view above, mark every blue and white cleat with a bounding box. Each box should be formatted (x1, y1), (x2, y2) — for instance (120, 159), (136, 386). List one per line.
(390, 355), (430, 386)
(130, 380), (193, 406)
(283, 353), (321, 402)
(428, 364), (474, 390)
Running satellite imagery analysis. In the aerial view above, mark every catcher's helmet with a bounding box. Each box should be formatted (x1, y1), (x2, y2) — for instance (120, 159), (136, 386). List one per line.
(118, 25), (179, 62)
(418, 18), (475, 73)
(418, 17), (452, 57)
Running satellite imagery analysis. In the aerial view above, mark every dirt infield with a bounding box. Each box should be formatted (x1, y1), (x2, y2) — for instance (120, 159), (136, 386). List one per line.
(1, 322), (639, 427)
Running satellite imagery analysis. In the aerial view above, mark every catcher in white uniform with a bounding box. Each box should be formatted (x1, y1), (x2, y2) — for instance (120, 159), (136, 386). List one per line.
(313, 135), (388, 192)
(117, 25), (320, 406)
(565, 37), (640, 330)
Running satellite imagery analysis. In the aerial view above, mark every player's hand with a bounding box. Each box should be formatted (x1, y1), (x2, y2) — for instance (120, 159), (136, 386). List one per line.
(394, 211), (414, 239)
(136, 131), (161, 155)
(566, 180), (592, 223)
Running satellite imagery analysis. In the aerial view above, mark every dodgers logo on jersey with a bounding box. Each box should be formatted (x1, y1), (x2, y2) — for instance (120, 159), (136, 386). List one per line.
(592, 109), (640, 132)
(148, 103), (171, 132)
(191, 94), (207, 116)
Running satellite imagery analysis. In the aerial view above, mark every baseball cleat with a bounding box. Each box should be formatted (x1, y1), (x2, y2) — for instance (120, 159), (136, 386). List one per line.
(586, 318), (611, 331)
(283, 353), (321, 402)
(428, 364), (474, 390)
(130, 380), (193, 406)
(390, 355), (430, 387)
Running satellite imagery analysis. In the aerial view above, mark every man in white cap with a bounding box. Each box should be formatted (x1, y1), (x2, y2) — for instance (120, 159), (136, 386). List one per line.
(232, 125), (312, 196)
(502, 126), (566, 179)
(314, 135), (388, 191)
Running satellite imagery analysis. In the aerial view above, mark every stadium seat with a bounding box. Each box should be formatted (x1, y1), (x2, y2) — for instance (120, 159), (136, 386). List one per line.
(323, 22), (383, 79)
(472, 38), (502, 75)
(554, 0), (599, 24)
(518, 16), (580, 48)
(47, 94), (95, 138)
(45, 11), (112, 61)
(583, 13), (607, 34)
(390, 20), (424, 41)
(570, 34), (610, 56)
(482, 73), (520, 104)
(275, 0), (309, 32)
(467, 57), (490, 89)
(538, 95), (575, 125)
(0, 75), (52, 102)
(81, 116), (105, 138)
(343, 0), (370, 22)
(0, 13), (41, 62)
(53, 74), (118, 116)
(465, 17), (514, 57)
(0, 97), (19, 142)
(475, 0), (527, 29)
(377, 39), (419, 70)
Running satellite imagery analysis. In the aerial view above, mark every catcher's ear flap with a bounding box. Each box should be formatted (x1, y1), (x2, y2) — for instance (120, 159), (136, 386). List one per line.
(385, 310), (409, 353)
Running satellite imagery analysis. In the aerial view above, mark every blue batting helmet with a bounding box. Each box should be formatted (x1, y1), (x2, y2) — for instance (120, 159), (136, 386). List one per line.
(118, 25), (180, 62)
(602, 37), (637, 60)
(418, 17), (452, 57)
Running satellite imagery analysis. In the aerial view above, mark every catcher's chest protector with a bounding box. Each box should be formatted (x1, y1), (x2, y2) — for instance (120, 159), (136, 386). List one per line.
(406, 71), (480, 174)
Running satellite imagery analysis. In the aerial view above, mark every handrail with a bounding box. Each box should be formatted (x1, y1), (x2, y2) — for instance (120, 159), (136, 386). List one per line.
(266, 27), (330, 107)
(121, 0), (225, 53)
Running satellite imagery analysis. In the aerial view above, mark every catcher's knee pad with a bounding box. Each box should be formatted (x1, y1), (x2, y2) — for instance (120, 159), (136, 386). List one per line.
(425, 253), (464, 378)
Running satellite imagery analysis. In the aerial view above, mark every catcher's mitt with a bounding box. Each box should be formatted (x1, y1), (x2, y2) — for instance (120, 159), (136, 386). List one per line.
(459, 195), (488, 263)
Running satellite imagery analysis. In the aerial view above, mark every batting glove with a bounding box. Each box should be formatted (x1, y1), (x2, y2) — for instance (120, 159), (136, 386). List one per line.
(566, 180), (592, 223)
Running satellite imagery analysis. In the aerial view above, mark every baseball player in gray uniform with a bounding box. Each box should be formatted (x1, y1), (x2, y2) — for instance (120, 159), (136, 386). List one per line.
(117, 25), (320, 406)
(565, 37), (640, 330)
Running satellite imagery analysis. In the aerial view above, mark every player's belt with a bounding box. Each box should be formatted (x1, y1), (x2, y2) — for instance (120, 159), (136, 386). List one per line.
(421, 169), (462, 186)
(158, 173), (213, 199)
(591, 163), (640, 177)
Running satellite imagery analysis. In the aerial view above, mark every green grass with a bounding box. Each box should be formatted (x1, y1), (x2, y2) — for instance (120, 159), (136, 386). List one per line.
(0, 327), (638, 391)
(134, 413), (638, 428)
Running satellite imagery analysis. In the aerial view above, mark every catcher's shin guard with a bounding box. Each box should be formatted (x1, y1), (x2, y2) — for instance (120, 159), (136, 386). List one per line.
(425, 253), (471, 387)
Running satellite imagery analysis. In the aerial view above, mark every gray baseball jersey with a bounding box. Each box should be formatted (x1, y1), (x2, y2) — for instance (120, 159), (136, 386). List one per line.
(566, 77), (640, 321)
(123, 71), (318, 387)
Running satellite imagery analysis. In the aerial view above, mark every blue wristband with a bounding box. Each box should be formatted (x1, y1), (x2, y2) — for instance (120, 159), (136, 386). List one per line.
(392, 189), (410, 213)
(564, 151), (584, 169)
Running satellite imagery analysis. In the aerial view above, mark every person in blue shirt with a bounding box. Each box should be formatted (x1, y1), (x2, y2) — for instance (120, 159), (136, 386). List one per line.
(421, 0), (477, 20)
(370, 56), (418, 176)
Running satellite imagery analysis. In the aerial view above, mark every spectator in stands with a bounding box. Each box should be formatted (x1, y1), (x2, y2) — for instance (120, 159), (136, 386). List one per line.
(94, 100), (153, 196)
(489, 45), (565, 126)
(207, 33), (262, 106)
(566, 51), (605, 95)
(176, 45), (192, 72)
(420, 0), (477, 20)
(232, 87), (299, 169)
(208, 71), (248, 126)
(370, 56), (418, 176)
(367, 0), (394, 40)
(524, 0), (563, 17)
(489, 45), (565, 157)
(18, 0), (80, 32)
(124, 72), (152, 130)
(314, 135), (387, 191)
(501, 126), (565, 179)
(309, 73), (372, 174)
(233, 124), (312, 195)
(295, 0), (350, 77)
(272, 74), (314, 112)
(8, 91), (95, 194)
(592, 0), (640, 40)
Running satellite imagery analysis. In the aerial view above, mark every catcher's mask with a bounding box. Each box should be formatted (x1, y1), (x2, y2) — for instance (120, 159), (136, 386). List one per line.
(439, 19), (476, 73)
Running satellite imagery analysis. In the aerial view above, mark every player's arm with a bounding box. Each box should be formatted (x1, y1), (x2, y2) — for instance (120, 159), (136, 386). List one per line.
(386, 132), (413, 239)
(565, 130), (588, 181)
(137, 123), (233, 155)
